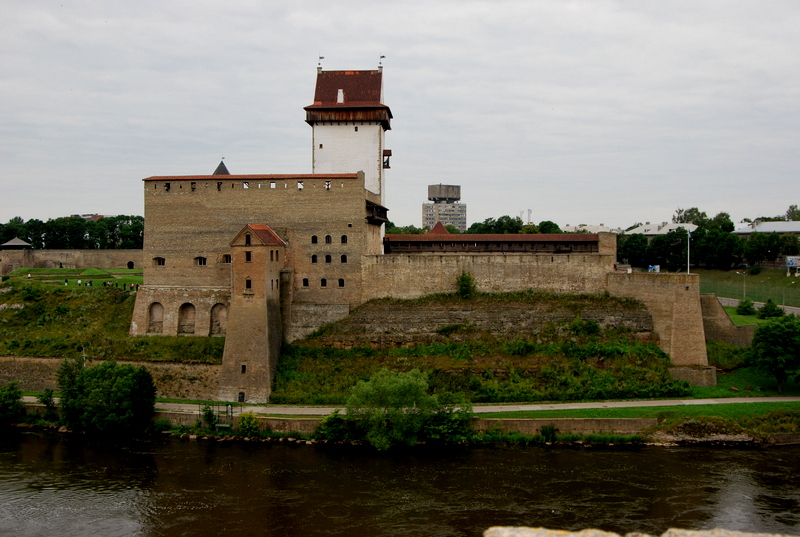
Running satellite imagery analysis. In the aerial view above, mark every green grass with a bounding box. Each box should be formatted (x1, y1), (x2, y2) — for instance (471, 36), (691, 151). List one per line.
(721, 306), (769, 326)
(0, 280), (222, 363)
(697, 268), (800, 306)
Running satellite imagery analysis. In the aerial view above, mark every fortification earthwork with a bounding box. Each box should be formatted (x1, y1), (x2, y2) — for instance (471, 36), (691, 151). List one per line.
(2, 67), (716, 402)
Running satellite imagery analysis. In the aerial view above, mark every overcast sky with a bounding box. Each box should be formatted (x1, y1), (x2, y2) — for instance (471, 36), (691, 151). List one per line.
(2, 1), (799, 229)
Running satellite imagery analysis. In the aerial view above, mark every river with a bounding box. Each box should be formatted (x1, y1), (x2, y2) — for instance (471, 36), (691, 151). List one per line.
(1, 428), (798, 537)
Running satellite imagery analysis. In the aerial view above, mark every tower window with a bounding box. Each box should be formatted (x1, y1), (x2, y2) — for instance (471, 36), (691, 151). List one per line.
(245, 251), (252, 262)
(321, 278), (327, 287)
(311, 255), (318, 264)
(153, 257), (165, 266)
(164, 183), (171, 192)
(217, 182), (222, 191)
(319, 144), (323, 149)
(325, 255), (332, 264)
(311, 235), (318, 244)
(245, 234), (251, 246)
(341, 235), (348, 244)
(245, 278), (252, 290)
(241, 365), (247, 374)
(243, 182), (249, 189)
(302, 278), (309, 287)
(195, 257), (207, 266)
(191, 182), (197, 191)
(270, 181), (276, 189)
(325, 235), (332, 244)
(354, 126), (358, 132)
(297, 181), (304, 190)
(270, 250), (274, 262)
(338, 278), (345, 288)
(222, 254), (231, 263)
(325, 181), (331, 190)
(341, 255), (347, 263)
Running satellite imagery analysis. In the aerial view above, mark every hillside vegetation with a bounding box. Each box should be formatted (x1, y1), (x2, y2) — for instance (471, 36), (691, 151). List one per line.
(271, 291), (691, 404)
(0, 280), (223, 363)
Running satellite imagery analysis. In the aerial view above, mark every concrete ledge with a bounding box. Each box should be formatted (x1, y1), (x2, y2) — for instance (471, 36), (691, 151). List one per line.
(484, 527), (797, 537)
(670, 366), (717, 387)
(474, 418), (657, 435)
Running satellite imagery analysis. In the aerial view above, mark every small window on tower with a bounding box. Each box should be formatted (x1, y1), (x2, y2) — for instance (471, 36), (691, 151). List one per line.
(298, 181), (304, 190)
(164, 183), (171, 192)
(245, 234), (251, 246)
(311, 255), (318, 264)
(245, 251), (252, 262)
(354, 126), (358, 132)
(325, 181), (331, 190)
(302, 278), (309, 287)
(217, 182), (222, 191)
(319, 144), (323, 149)
(270, 181), (276, 189)
(325, 255), (331, 264)
(245, 279), (252, 290)
(321, 278), (327, 287)
(243, 182), (249, 189)
(191, 182), (197, 191)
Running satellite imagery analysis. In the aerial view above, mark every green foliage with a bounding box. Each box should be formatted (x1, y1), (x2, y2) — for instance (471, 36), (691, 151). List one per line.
(736, 298), (757, 316)
(750, 315), (800, 392)
(384, 221), (426, 234)
(749, 265), (762, 275)
(201, 404), (218, 427)
(757, 299), (784, 319)
(57, 358), (156, 436)
(467, 215), (524, 234)
(569, 316), (600, 337)
(322, 369), (474, 450)
(456, 271), (476, 299)
(538, 220), (562, 234)
(37, 388), (58, 421)
(706, 341), (749, 370)
(540, 424), (557, 442)
(236, 411), (262, 437)
(617, 233), (648, 266)
(0, 381), (24, 424)
(150, 418), (172, 433)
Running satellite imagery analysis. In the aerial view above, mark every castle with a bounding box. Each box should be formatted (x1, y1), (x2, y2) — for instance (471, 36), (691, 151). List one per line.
(128, 66), (713, 403)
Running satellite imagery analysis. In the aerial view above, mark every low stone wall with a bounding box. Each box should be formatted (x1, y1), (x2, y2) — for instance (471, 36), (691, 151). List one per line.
(670, 366), (718, 387)
(484, 528), (797, 537)
(1, 248), (143, 275)
(0, 356), (220, 400)
(700, 294), (755, 347)
(154, 410), (322, 434)
(474, 418), (657, 436)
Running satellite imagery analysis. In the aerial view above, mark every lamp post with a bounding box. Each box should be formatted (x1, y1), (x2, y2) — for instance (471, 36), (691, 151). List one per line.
(784, 281), (795, 308)
(736, 271), (746, 300)
(686, 229), (691, 274)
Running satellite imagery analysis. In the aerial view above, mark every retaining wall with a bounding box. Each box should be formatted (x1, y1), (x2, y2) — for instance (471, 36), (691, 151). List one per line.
(700, 294), (755, 347)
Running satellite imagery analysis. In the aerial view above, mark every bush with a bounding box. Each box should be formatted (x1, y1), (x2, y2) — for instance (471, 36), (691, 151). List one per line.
(236, 411), (262, 437)
(456, 271), (476, 299)
(57, 358), (156, 436)
(201, 404), (218, 428)
(37, 388), (58, 422)
(748, 265), (762, 275)
(0, 381), (24, 424)
(324, 369), (474, 450)
(736, 298), (756, 316)
(757, 299), (785, 319)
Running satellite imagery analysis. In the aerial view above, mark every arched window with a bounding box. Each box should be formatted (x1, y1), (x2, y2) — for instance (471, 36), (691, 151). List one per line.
(210, 303), (227, 336)
(153, 257), (165, 266)
(270, 250), (274, 262)
(147, 302), (164, 334)
(178, 303), (196, 335)
(276, 250), (279, 261)
(127, 261), (135, 269)
(321, 278), (327, 287)
(338, 278), (345, 287)
(194, 257), (207, 266)
(302, 278), (309, 287)
(341, 235), (348, 244)
(341, 254), (347, 263)
(311, 255), (318, 264)
(325, 235), (332, 244)
(325, 255), (332, 264)
(311, 235), (318, 244)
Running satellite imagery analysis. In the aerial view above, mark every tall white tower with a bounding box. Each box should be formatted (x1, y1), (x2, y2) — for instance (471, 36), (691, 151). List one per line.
(304, 67), (392, 205)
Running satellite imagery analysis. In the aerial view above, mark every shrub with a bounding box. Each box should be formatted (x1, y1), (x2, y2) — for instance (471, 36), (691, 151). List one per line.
(736, 298), (756, 316)
(540, 424), (558, 442)
(201, 404), (218, 428)
(757, 299), (785, 319)
(750, 315), (800, 392)
(0, 381), (24, 424)
(57, 358), (156, 436)
(37, 388), (58, 422)
(150, 418), (172, 433)
(748, 265), (762, 275)
(456, 271), (476, 299)
(236, 411), (262, 437)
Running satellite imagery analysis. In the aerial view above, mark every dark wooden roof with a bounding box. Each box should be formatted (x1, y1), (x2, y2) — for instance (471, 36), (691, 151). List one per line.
(304, 69), (392, 130)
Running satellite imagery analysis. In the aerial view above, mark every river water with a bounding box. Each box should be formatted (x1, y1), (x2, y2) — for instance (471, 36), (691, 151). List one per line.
(1, 429), (798, 537)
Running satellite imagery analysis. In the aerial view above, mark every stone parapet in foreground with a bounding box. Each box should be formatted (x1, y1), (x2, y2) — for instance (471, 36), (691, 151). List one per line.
(485, 528), (795, 537)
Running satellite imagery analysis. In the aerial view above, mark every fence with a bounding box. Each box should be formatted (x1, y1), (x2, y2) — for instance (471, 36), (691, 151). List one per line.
(700, 279), (800, 307)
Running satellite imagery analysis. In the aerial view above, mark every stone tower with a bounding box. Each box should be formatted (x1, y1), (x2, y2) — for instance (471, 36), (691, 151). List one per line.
(304, 67), (393, 205)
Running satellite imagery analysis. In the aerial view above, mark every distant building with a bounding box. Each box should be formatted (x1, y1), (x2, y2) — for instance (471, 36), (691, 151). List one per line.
(627, 221), (697, 238)
(733, 221), (800, 237)
(562, 223), (623, 234)
(422, 184), (467, 232)
(69, 214), (107, 221)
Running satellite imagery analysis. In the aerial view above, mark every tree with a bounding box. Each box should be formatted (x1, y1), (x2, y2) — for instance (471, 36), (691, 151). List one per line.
(743, 232), (768, 266)
(456, 271), (476, 299)
(782, 234), (800, 256)
(617, 233), (648, 267)
(520, 224), (540, 234)
(673, 207), (707, 226)
(750, 315), (800, 392)
(385, 221), (425, 234)
(787, 204), (800, 221)
(444, 224), (460, 234)
(736, 298), (756, 316)
(647, 228), (688, 271)
(0, 381), (24, 424)
(538, 220), (562, 234)
(57, 358), (156, 436)
(466, 215), (523, 234)
(757, 299), (785, 319)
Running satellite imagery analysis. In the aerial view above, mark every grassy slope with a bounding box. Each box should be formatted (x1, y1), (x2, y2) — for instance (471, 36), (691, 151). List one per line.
(0, 279), (223, 363)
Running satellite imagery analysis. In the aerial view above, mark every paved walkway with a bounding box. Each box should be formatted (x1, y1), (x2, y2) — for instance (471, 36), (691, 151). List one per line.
(148, 396), (800, 416)
(22, 396), (800, 417)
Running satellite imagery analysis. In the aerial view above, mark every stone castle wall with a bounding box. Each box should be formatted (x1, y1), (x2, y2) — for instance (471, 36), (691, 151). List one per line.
(700, 294), (755, 347)
(1, 249), (143, 275)
(0, 356), (221, 400)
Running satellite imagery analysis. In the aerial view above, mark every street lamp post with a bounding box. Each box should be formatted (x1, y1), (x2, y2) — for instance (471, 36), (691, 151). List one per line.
(736, 271), (746, 301)
(784, 281), (795, 308)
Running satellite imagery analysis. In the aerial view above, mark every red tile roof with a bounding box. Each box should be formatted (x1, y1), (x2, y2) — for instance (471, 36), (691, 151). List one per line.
(243, 224), (285, 246)
(142, 173), (358, 181)
(429, 222), (450, 235)
(307, 70), (384, 107)
(384, 233), (599, 243)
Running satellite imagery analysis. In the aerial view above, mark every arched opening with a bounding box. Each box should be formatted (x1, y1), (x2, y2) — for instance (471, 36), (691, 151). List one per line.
(321, 278), (327, 287)
(127, 261), (134, 269)
(341, 254), (347, 263)
(325, 235), (332, 244)
(210, 303), (227, 336)
(147, 302), (163, 334)
(302, 278), (309, 287)
(338, 278), (345, 287)
(311, 255), (318, 264)
(311, 235), (318, 244)
(325, 255), (332, 263)
(341, 235), (348, 244)
(178, 303), (196, 335)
